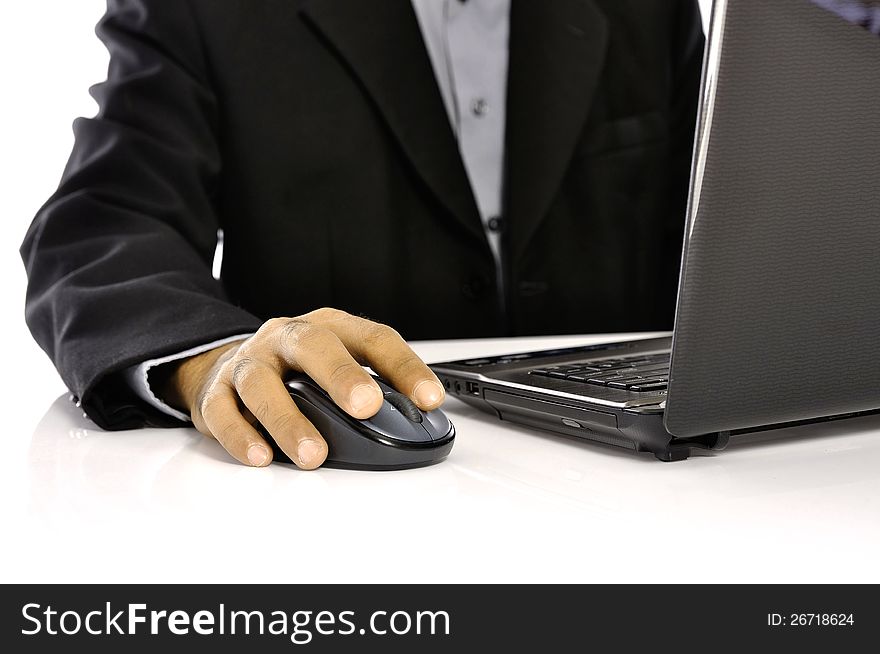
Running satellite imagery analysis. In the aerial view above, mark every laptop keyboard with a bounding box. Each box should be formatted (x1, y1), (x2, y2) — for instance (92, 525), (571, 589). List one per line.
(528, 352), (670, 393)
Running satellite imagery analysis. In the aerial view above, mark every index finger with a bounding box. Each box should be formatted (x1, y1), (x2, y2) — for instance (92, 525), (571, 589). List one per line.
(307, 310), (445, 410)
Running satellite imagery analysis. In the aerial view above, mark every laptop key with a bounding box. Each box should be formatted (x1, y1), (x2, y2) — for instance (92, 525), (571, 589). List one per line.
(628, 365), (670, 376)
(630, 382), (669, 392)
(532, 351), (671, 386)
(608, 380), (643, 389)
(534, 368), (569, 375)
(625, 377), (667, 388)
(589, 376), (635, 386)
(586, 370), (637, 381)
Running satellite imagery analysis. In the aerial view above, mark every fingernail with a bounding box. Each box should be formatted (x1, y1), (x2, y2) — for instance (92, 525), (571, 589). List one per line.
(247, 443), (269, 467)
(413, 379), (444, 407)
(298, 439), (324, 467)
(349, 383), (382, 414)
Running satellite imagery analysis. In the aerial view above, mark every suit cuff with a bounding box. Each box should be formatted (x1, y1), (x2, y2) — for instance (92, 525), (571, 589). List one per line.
(122, 333), (253, 422)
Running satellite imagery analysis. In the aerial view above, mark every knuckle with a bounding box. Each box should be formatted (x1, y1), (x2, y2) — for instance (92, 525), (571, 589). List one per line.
(361, 321), (399, 348)
(230, 356), (259, 391)
(215, 421), (244, 442)
(268, 411), (298, 434)
(278, 318), (316, 349)
(253, 400), (272, 425)
(254, 318), (285, 347)
(232, 338), (257, 359)
(261, 316), (289, 333)
(306, 307), (349, 323)
(391, 354), (425, 378)
(327, 360), (363, 385)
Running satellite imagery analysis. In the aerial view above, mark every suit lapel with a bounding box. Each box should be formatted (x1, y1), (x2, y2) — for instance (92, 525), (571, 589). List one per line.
(505, 0), (609, 263)
(299, 0), (487, 246)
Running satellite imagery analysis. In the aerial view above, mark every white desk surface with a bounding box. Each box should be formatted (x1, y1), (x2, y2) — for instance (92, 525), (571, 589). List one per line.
(3, 333), (878, 584)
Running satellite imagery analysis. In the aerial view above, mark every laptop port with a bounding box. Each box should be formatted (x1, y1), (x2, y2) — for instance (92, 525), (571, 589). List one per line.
(465, 382), (480, 396)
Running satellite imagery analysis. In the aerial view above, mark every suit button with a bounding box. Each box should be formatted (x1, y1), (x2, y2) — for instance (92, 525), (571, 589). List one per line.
(462, 275), (489, 300)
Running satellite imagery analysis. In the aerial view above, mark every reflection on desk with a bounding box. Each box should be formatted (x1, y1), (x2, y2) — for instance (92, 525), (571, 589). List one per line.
(8, 334), (880, 584)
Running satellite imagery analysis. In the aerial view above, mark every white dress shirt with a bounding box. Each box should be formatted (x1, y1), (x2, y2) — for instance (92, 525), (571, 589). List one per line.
(126, 0), (511, 420)
(411, 0), (510, 265)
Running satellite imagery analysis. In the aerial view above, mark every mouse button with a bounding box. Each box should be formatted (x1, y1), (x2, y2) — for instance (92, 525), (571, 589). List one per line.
(382, 391), (423, 422)
(286, 375), (328, 399)
(290, 395), (379, 463)
(371, 376), (395, 393)
(423, 408), (452, 440)
(366, 404), (433, 443)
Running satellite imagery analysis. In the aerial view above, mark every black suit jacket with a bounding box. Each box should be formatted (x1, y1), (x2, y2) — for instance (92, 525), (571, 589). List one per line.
(21, 0), (704, 429)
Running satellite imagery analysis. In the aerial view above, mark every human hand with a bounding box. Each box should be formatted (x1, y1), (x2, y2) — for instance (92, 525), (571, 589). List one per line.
(156, 308), (445, 469)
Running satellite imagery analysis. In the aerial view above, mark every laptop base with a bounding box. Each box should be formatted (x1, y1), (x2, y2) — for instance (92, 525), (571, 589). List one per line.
(437, 376), (730, 462)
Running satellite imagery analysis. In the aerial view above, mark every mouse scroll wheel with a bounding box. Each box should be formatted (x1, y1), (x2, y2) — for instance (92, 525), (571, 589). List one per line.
(383, 391), (423, 423)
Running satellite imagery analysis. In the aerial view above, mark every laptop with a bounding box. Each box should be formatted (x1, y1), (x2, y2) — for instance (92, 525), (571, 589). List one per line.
(430, 0), (880, 461)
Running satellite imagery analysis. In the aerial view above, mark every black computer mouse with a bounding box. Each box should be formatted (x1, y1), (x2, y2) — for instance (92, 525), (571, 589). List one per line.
(258, 374), (455, 470)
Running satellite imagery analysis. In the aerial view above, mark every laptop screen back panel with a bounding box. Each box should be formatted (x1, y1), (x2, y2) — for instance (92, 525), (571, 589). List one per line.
(665, 0), (880, 437)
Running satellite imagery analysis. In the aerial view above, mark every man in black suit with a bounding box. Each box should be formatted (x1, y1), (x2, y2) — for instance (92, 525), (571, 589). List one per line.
(21, 0), (704, 469)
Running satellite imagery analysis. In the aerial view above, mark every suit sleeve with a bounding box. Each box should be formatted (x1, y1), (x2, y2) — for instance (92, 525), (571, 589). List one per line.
(20, 0), (263, 430)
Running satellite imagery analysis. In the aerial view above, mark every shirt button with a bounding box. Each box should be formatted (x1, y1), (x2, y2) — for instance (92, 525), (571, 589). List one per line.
(487, 216), (504, 232)
(471, 98), (489, 117)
